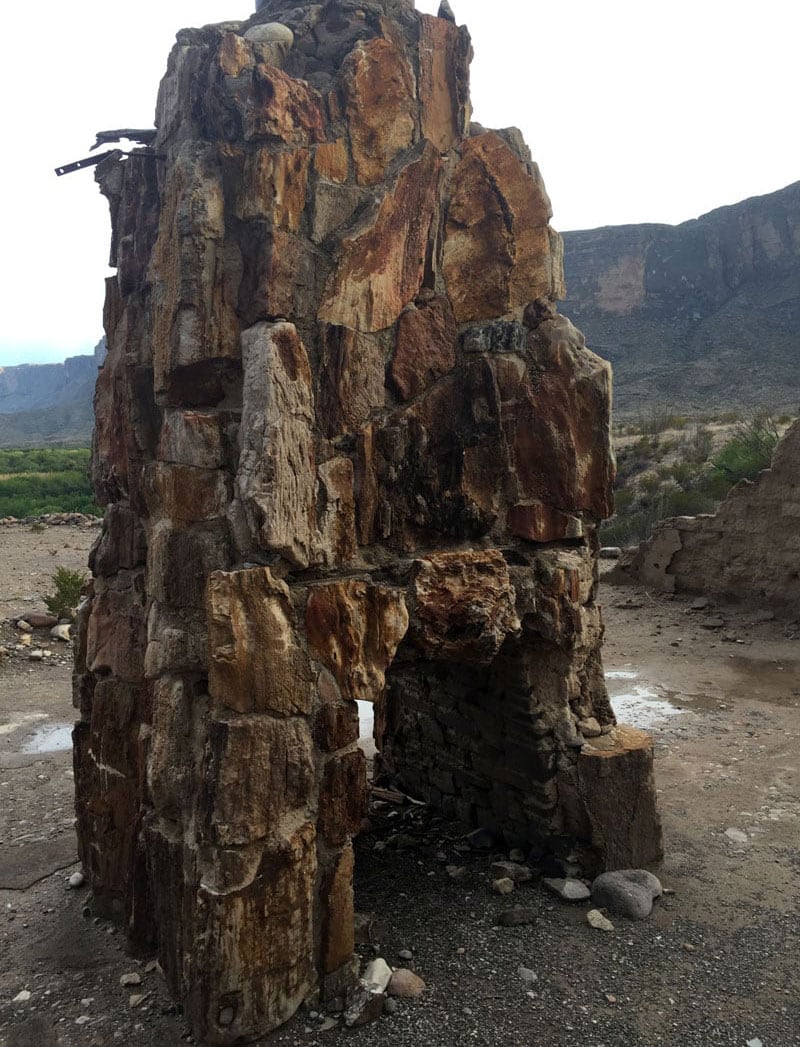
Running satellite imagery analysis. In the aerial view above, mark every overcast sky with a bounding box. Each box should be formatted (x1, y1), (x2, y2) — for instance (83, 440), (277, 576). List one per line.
(1, 0), (795, 367)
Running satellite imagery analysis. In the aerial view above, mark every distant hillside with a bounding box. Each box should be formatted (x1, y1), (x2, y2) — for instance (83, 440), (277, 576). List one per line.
(561, 182), (800, 417)
(0, 340), (104, 447)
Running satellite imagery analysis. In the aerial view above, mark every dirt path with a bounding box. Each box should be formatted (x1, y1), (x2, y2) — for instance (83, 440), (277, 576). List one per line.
(0, 526), (798, 1046)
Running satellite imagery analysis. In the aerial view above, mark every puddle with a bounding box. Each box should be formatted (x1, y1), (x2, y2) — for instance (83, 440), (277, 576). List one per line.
(0, 713), (47, 737)
(19, 723), (73, 754)
(605, 671), (683, 730)
(726, 657), (800, 705)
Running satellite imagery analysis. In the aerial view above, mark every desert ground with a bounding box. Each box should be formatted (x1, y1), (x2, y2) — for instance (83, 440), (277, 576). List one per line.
(0, 523), (798, 1047)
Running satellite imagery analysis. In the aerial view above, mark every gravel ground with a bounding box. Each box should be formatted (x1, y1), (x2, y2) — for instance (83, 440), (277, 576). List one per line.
(1, 525), (798, 1047)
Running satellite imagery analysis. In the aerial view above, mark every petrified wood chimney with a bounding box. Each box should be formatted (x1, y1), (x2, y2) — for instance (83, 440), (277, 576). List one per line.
(74, 0), (662, 1040)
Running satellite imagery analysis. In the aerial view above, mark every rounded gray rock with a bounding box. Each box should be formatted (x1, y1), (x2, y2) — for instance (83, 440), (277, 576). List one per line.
(591, 869), (662, 920)
(244, 22), (294, 67)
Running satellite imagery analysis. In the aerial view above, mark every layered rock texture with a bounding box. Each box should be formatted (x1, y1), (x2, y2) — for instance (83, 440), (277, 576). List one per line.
(562, 181), (800, 416)
(614, 420), (800, 614)
(74, 1), (662, 1040)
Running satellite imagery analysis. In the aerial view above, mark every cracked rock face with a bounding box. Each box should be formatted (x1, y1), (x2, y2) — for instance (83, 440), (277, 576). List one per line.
(75, 0), (662, 1041)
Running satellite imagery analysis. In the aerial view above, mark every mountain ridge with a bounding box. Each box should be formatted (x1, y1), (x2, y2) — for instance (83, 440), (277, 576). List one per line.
(0, 340), (105, 447)
(561, 180), (800, 416)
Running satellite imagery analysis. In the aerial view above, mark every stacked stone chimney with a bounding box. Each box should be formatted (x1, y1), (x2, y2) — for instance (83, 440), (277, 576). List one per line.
(73, 1), (662, 1040)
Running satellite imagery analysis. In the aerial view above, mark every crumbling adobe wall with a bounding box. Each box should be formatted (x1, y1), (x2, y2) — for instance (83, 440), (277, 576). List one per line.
(614, 420), (800, 613)
(73, 1), (662, 1041)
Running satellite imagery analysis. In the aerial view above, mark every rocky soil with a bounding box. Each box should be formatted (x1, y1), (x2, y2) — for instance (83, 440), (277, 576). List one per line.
(1, 524), (798, 1046)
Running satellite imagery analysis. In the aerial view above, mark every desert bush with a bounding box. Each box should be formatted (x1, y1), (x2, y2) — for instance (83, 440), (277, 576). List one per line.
(44, 567), (86, 619)
(639, 473), (662, 496)
(632, 406), (688, 437)
(682, 425), (713, 464)
(706, 413), (780, 498)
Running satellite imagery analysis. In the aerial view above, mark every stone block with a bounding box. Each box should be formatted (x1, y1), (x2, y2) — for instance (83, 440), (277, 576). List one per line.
(236, 322), (317, 567)
(207, 567), (313, 716)
(411, 550), (520, 663)
(305, 580), (409, 703)
(443, 133), (558, 323)
(390, 297), (457, 401)
(578, 725), (664, 871)
(341, 37), (416, 186)
(318, 749), (368, 847)
(319, 844), (356, 974)
(206, 716), (315, 846)
(86, 579), (147, 683)
(318, 144), (442, 332)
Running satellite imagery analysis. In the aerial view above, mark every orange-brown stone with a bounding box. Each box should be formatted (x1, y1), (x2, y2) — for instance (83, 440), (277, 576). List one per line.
(507, 501), (585, 543)
(319, 844), (356, 974)
(305, 581), (409, 703)
(341, 37), (416, 186)
(318, 326), (387, 436)
(245, 64), (326, 145)
(206, 567), (313, 716)
(206, 716), (316, 846)
(443, 132), (561, 323)
(219, 31), (253, 77)
(314, 139), (349, 183)
(412, 550), (520, 663)
(318, 750), (368, 846)
(390, 296), (457, 401)
(418, 15), (470, 152)
(318, 144), (442, 332)
(238, 148), (310, 231)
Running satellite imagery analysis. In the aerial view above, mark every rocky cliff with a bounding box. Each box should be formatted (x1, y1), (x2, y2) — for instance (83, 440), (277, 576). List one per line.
(0, 340), (105, 446)
(562, 182), (800, 416)
(74, 2), (662, 1041)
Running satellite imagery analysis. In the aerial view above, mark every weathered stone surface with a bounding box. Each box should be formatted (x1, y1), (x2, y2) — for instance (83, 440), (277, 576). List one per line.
(206, 716), (315, 845)
(158, 409), (228, 470)
(612, 420), (800, 615)
(243, 65), (326, 145)
(77, 4), (660, 1042)
(316, 456), (357, 565)
(418, 15), (470, 153)
(149, 144), (240, 404)
(237, 147), (310, 230)
(318, 749), (368, 846)
(318, 326), (387, 436)
(318, 144), (442, 332)
(188, 822), (317, 1041)
(443, 132), (562, 324)
(85, 581), (146, 683)
(579, 726), (664, 870)
(207, 567), (312, 716)
(236, 322), (317, 567)
(320, 844), (356, 974)
(306, 581), (409, 703)
(390, 297), (457, 401)
(411, 550), (520, 664)
(342, 37), (415, 186)
(314, 139), (348, 183)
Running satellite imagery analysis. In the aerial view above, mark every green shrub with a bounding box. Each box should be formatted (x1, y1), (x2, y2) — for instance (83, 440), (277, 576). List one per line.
(707, 414), (780, 498)
(0, 447), (97, 517)
(639, 473), (662, 496)
(44, 567), (86, 619)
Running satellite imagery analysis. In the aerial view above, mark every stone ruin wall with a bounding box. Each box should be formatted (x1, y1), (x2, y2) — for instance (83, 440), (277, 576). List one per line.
(72, 0), (663, 1040)
(615, 419), (800, 614)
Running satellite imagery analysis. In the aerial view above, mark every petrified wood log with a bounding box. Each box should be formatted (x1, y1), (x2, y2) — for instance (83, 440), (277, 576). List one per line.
(74, 1), (662, 1040)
